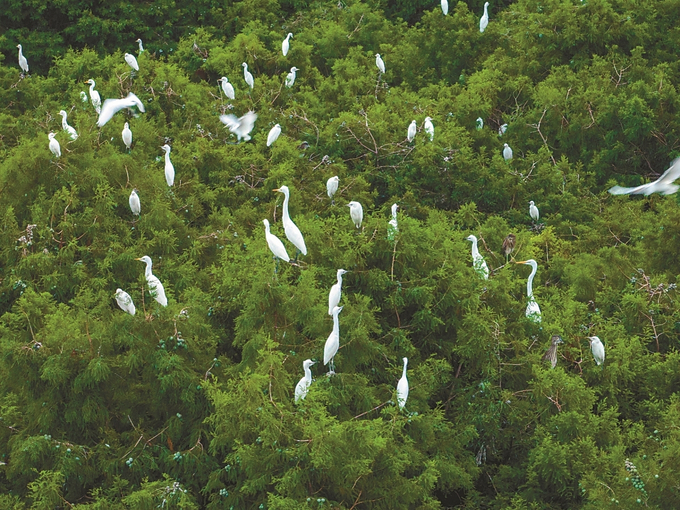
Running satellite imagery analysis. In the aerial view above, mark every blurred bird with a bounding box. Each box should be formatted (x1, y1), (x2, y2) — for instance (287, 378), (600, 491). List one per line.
(122, 122), (133, 150)
(115, 289), (136, 316)
(294, 359), (315, 402)
(274, 186), (307, 258)
(502, 234), (516, 262)
(97, 92), (145, 127)
(516, 259), (541, 323)
(217, 77), (235, 100)
(396, 357), (409, 409)
(503, 143), (513, 161)
(282, 33), (293, 56)
(424, 117), (434, 141)
(17, 44), (29, 74)
(543, 335), (563, 369)
(476, 117), (484, 130)
(498, 123), (508, 136)
(588, 336), (605, 366)
(267, 124), (282, 147)
(161, 144), (174, 186)
(328, 269), (348, 315)
(529, 201), (539, 222)
(388, 203), (398, 233)
(327, 176), (339, 200)
(441, 0), (449, 15)
(348, 201), (363, 229)
(136, 38), (144, 54)
(220, 111), (257, 142)
(48, 133), (61, 158)
(375, 53), (385, 74)
(407, 120), (417, 142)
(480, 1), (489, 32)
(324, 306), (343, 374)
(136, 255), (168, 306)
(129, 189), (141, 216)
(80, 91), (88, 103)
(125, 53), (139, 71)
(466, 235), (489, 279)
(609, 158), (680, 196)
(85, 79), (102, 114)
(58, 110), (78, 140)
(263, 219), (290, 263)
(285, 67), (298, 88)
(242, 63), (254, 89)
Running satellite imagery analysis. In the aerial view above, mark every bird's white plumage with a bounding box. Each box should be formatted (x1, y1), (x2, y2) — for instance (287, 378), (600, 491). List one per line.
(328, 269), (348, 315)
(324, 306), (343, 369)
(282, 33), (292, 56)
(129, 189), (141, 216)
(80, 91), (88, 103)
(480, 2), (489, 32)
(608, 158), (680, 196)
(267, 124), (282, 147)
(389, 203), (398, 232)
(85, 79), (102, 114)
(529, 201), (539, 221)
(503, 143), (513, 161)
(161, 144), (174, 186)
(498, 123), (508, 136)
(396, 357), (409, 409)
(466, 235), (489, 280)
(122, 122), (133, 149)
(220, 111), (258, 142)
(294, 359), (315, 402)
(242, 63), (254, 89)
(441, 0), (449, 15)
(58, 110), (78, 140)
(517, 260), (541, 323)
(375, 53), (385, 74)
(476, 117), (484, 130)
(424, 117), (434, 141)
(17, 44), (29, 73)
(285, 67), (298, 88)
(218, 77), (235, 100)
(48, 133), (61, 158)
(136, 255), (168, 307)
(326, 176), (339, 199)
(347, 201), (363, 228)
(97, 92), (145, 127)
(136, 38), (144, 53)
(263, 219), (290, 262)
(125, 53), (139, 71)
(115, 288), (136, 316)
(407, 120), (417, 142)
(275, 186), (307, 255)
(588, 336), (605, 366)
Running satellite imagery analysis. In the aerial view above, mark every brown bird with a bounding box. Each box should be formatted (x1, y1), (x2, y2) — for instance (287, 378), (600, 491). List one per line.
(502, 234), (516, 262)
(542, 335), (563, 369)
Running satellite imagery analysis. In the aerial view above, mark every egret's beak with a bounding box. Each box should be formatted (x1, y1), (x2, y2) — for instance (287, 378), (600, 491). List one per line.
(135, 257), (142, 261)
(515, 260), (528, 264)
(272, 188), (280, 192)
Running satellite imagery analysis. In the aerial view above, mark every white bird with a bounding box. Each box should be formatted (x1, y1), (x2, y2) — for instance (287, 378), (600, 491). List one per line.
(285, 67), (298, 88)
(516, 260), (541, 323)
(129, 189), (141, 216)
(466, 235), (489, 280)
(85, 79), (102, 114)
(407, 120), (417, 142)
(476, 117), (484, 130)
(347, 201), (363, 229)
(267, 124), (282, 147)
(441, 0), (449, 15)
(388, 203), (398, 232)
(503, 143), (513, 161)
(263, 219), (290, 262)
(328, 269), (348, 315)
(324, 306), (343, 374)
(136, 38), (144, 54)
(242, 62), (254, 89)
(17, 44), (29, 74)
(125, 53), (139, 71)
(220, 111), (258, 142)
(608, 158), (680, 196)
(161, 144), (175, 186)
(588, 336), (605, 366)
(273, 186), (307, 257)
(498, 123), (508, 136)
(97, 92), (145, 127)
(375, 53), (385, 74)
(80, 91), (88, 103)
(396, 357), (409, 409)
(115, 288), (136, 316)
(326, 176), (339, 199)
(58, 110), (78, 140)
(424, 117), (434, 141)
(136, 255), (168, 307)
(480, 2), (489, 33)
(294, 359), (315, 403)
(217, 77), (235, 100)
(529, 201), (539, 222)
(48, 133), (61, 158)
(282, 33), (293, 56)
(122, 122), (133, 149)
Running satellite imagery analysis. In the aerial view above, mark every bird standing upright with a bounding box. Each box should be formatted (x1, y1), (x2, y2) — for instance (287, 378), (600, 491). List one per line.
(326, 176), (339, 201)
(480, 2), (490, 32)
(48, 133), (61, 158)
(588, 336), (605, 366)
(136, 255), (168, 307)
(267, 124), (282, 147)
(441, 0), (449, 15)
(282, 33), (293, 56)
(58, 110), (78, 140)
(503, 143), (513, 161)
(273, 186), (307, 259)
(17, 44), (29, 74)
(122, 122), (133, 150)
(218, 77), (235, 100)
(424, 117), (434, 141)
(324, 306), (343, 374)
(161, 144), (175, 186)
(285, 67), (299, 88)
(328, 269), (348, 315)
(396, 357), (409, 409)
(136, 38), (144, 53)
(476, 117), (484, 130)
(466, 235), (489, 280)
(516, 259), (541, 323)
(129, 189), (141, 216)
(543, 335), (563, 369)
(388, 203), (398, 234)
(529, 201), (539, 222)
(407, 120), (417, 142)
(502, 234), (516, 262)
(85, 79), (102, 114)
(125, 53), (139, 71)
(347, 201), (363, 229)
(294, 359), (315, 402)
(263, 219), (290, 264)
(375, 53), (385, 74)
(242, 63), (254, 89)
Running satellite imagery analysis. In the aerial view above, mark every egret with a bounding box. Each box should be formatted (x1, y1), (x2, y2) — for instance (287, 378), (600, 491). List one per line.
(466, 235), (489, 280)
(80, 91), (88, 103)
(263, 219), (290, 263)
(85, 79), (102, 114)
(129, 189), (141, 216)
(498, 123), (508, 136)
(609, 158), (680, 196)
(516, 259), (541, 323)
(242, 63), (254, 89)
(135, 255), (168, 307)
(125, 53), (139, 71)
(328, 269), (348, 315)
(407, 120), (417, 142)
(273, 186), (307, 257)
(375, 53), (385, 74)
(324, 306), (343, 374)
(480, 2), (489, 33)
(396, 357), (409, 409)
(217, 77), (235, 100)
(326, 176), (339, 200)
(58, 110), (78, 140)
(294, 359), (315, 402)
(48, 133), (61, 158)
(115, 289), (136, 316)
(543, 335), (563, 369)
(136, 38), (144, 54)
(220, 111), (257, 142)
(529, 201), (539, 222)
(347, 201), (363, 229)
(503, 143), (513, 161)
(476, 117), (484, 130)
(161, 144), (174, 186)
(441, 0), (449, 15)
(285, 67), (298, 88)
(97, 93), (145, 127)
(424, 117), (434, 141)
(502, 234), (516, 262)
(388, 203), (398, 232)
(282, 33), (293, 56)
(17, 44), (29, 74)
(267, 124), (282, 147)
(122, 122), (133, 150)
(588, 336), (605, 366)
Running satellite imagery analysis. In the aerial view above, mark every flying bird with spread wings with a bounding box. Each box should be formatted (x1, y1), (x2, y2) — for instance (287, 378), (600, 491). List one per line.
(609, 158), (680, 196)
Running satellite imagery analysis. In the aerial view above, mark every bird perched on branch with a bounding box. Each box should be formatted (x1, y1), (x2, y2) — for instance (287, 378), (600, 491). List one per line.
(217, 77), (235, 100)
(396, 357), (409, 409)
(529, 201), (539, 222)
(480, 2), (489, 32)
(502, 234), (516, 262)
(285, 67), (299, 88)
(543, 335), (563, 369)
(17, 44), (29, 74)
(348, 201), (363, 229)
(294, 359), (314, 402)
(326, 176), (339, 201)
(608, 158), (680, 196)
(588, 336), (605, 366)
(282, 33), (293, 56)
(516, 259), (541, 323)
(466, 235), (489, 279)
(375, 53), (385, 74)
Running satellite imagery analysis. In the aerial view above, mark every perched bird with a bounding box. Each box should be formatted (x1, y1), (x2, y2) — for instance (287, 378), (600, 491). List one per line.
(503, 143), (513, 161)
(588, 336), (605, 366)
(609, 158), (680, 196)
(498, 123), (508, 136)
(328, 269), (348, 315)
(136, 255), (168, 306)
(396, 357), (409, 409)
(502, 234), (516, 262)
(129, 189), (141, 216)
(85, 79), (102, 114)
(294, 359), (315, 403)
(324, 306), (343, 374)
(441, 0), (449, 15)
(242, 62), (254, 89)
(80, 91), (88, 103)
(407, 120), (417, 142)
(161, 144), (174, 186)
(347, 201), (363, 229)
(476, 117), (484, 130)
(217, 77), (235, 100)
(17, 44), (29, 74)
(516, 259), (541, 323)
(326, 176), (339, 200)
(529, 201), (539, 222)
(273, 186), (307, 257)
(480, 1), (490, 33)
(125, 53), (139, 71)
(285, 67), (299, 88)
(220, 111), (257, 142)
(115, 289), (136, 316)
(263, 219), (290, 263)
(267, 124), (282, 147)
(97, 92), (145, 127)
(282, 33), (293, 56)
(122, 122), (133, 150)
(48, 133), (61, 158)
(424, 117), (434, 141)
(58, 110), (78, 140)
(136, 38), (144, 54)
(543, 335), (563, 369)
(375, 53), (385, 74)
(466, 235), (489, 280)
(388, 203), (398, 233)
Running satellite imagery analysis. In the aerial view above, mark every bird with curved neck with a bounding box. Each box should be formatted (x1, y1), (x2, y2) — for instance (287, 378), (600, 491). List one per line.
(263, 219), (290, 271)
(294, 359), (315, 402)
(84, 79), (101, 114)
(466, 235), (489, 280)
(516, 259), (541, 322)
(480, 2), (489, 33)
(282, 33), (293, 56)
(324, 306), (343, 374)
(135, 255), (168, 307)
(17, 44), (29, 75)
(58, 110), (78, 140)
(396, 357), (409, 409)
(328, 269), (348, 315)
(588, 336), (605, 366)
(273, 186), (307, 260)
(161, 144), (174, 186)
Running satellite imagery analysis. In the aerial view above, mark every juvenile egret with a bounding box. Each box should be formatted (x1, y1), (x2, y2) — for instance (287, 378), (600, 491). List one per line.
(466, 235), (489, 280)
(480, 2), (489, 33)
(115, 289), (136, 316)
(324, 306), (343, 374)
(328, 269), (348, 315)
(220, 111), (257, 142)
(48, 133), (61, 158)
(135, 255), (168, 306)
(125, 53), (139, 71)
(242, 63), (254, 89)
(396, 357), (409, 409)
(424, 117), (434, 141)
(609, 158), (680, 196)
(122, 122), (133, 150)
(273, 186), (307, 257)
(217, 77), (235, 100)
(282, 33), (293, 56)
(498, 123), (508, 136)
(389, 203), (398, 232)
(136, 38), (144, 53)
(85, 79), (102, 114)
(58, 110), (78, 140)
(347, 201), (363, 228)
(17, 44), (29, 74)
(441, 0), (449, 15)
(326, 176), (339, 200)
(375, 53), (385, 74)
(294, 359), (315, 402)
(588, 336), (605, 366)
(161, 144), (175, 186)
(267, 124), (282, 147)
(543, 335), (563, 369)
(285, 67), (298, 88)
(529, 201), (539, 222)
(129, 189), (141, 216)
(263, 219), (290, 263)
(516, 259), (541, 323)
(503, 143), (513, 161)
(502, 234), (516, 262)
(97, 92), (145, 127)
(407, 120), (417, 142)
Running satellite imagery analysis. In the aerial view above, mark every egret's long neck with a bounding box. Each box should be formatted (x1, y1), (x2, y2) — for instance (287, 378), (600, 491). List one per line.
(89, 82), (95, 93)
(164, 151), (171, 164)
(332, 312), (340, 335)
(281, 193), (291, 221)
(402, 360), (408, 378)
(527, 266), (537, 298)
(304, 365), (312, 382)
(144, 261), (153, 279)
(337, 273), (343, 285)
(470, 239), (480, 258)
(61, 115), (68, 130)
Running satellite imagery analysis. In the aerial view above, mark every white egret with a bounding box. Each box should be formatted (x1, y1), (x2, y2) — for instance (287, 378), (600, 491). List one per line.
(476, 117), (484, 130)
(263, 219), (290, 263)
(326, 176), (339, 200)
(242, 62), (254, 89)
(217, 77), (235, 100)
(396, 357), (409, 409)
(122, 122), (133, 150)
(135, 255), (168, 307)
(466, 235), (489, 280)
(328, 269), (348, 315)
(424, 117), (434, 141)
(480, 2), (489, 33)
(516, 259), (541, 323)
(273, 186), (307, 257)
(220, 111), (257, 142)
(588, 336), (605, 366)
(17, 44), (29, 74)
(282, 33), (293, 56)
(85, 79), (102, 114)
(609, 158), (680, 196)
(389, 203), (398, 232)
(115, 288), (136, 316)
(97, 92), (145, 127)
(58, 110), (78, 140)
(324, 306), (343, 374)
(80, 91), (88, 103)
(407, 120), (416, 142)
(498, 123), (508, 136)
(441, 0), (449, 15)
(136, 38), (144, 54)
(543, 335), (563, 369)
(125, 53), (139, 71)
(294, 359), (315, 402)
(285, 67), (298, 88)
(347, 201), (363, 229)
(48, 133), (61, 158)
(129, 189), (141, 216)
(529, 201), (539, 222)
(161, 144), (175, 186)
(375, 53), (385, 74)
(267, 124), (282, 147)
(503, 143), (513, 161)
